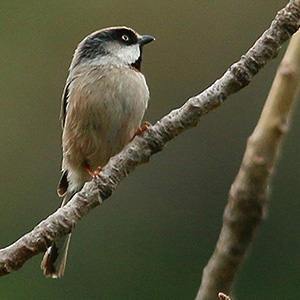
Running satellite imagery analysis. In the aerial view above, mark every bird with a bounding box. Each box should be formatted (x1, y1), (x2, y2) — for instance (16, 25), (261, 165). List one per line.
(41, 26), (154, 278)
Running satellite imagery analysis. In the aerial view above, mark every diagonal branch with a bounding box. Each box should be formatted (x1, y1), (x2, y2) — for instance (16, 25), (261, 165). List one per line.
(0, 0), (300, 277)
(196, 24), (300, 300)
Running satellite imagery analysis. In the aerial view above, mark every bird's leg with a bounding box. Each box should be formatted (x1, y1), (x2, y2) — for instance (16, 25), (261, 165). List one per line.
(85, 164), (102, 178)
(131, 121), (151, 141)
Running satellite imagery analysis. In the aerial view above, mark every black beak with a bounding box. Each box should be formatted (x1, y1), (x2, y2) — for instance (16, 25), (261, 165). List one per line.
(138, 35), (155, 46)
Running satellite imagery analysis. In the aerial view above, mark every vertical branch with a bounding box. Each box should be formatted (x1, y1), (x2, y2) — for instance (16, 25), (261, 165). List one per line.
(196, 30), (300, 300)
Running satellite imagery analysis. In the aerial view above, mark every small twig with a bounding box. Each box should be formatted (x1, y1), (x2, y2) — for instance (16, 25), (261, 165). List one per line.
(0, 0), (300, 277)
(218, 293), (231, 300)
(196, 24), (300, 300)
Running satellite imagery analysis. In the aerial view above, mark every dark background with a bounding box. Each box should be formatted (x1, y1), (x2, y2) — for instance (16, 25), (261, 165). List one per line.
(1, 1), (299, 299)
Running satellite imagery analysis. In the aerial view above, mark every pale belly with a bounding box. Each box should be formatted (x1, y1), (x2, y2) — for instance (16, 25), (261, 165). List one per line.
(62, 66), (149, 191)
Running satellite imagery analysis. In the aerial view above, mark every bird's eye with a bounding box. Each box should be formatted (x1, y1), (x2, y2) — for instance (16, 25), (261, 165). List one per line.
(121, 35), (129, 42)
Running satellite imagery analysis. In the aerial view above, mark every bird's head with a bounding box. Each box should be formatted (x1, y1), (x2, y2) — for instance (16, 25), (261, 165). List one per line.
(72, 26), (154, 71)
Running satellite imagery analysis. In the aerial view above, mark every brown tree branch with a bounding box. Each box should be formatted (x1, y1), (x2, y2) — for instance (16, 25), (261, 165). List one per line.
(0, 0), (300, 277)
(196, 25), (300, 300)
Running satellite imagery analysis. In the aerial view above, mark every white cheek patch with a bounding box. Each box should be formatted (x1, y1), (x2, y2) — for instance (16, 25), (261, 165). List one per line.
(93, 42), (140, 66)
(115, 44), (140, 64)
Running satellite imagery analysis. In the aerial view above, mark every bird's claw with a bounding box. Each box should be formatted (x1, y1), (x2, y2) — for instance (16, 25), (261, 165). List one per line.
(86, 166), (102, 178)
(131, 121), (151, 140)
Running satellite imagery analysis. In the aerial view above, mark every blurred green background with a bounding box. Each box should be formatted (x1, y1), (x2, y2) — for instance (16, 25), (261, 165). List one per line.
(1, 1), (299, 299)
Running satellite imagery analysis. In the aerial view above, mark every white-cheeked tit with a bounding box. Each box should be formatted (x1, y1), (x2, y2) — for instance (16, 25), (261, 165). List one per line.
(41, 26), (154, 278)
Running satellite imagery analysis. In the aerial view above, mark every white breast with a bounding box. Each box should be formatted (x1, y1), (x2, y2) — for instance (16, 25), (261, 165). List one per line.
(62, 65), (149, 192)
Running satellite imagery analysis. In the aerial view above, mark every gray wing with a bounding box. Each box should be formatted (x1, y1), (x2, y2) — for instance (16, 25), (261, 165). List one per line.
(58, 76), (73, 195)
(60, 78), (72, 128)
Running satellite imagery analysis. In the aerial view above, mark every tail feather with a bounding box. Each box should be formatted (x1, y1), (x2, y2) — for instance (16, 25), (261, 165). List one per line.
(41, 234), (72, 278)
(41, 191), (74, 278)
(57, 170), (68, 197)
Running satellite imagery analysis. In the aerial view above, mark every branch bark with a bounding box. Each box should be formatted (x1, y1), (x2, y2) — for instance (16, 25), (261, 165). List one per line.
(0, 0), (300, 277)
(196, 26), (300, 300)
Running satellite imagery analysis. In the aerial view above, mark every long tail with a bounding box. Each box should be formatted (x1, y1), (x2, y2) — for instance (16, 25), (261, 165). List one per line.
(41, 191), (74, 278)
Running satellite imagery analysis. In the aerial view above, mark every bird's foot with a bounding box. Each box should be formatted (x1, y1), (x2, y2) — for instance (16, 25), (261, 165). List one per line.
(86, 166), (102, 178)
(131, 121), (151, 141)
